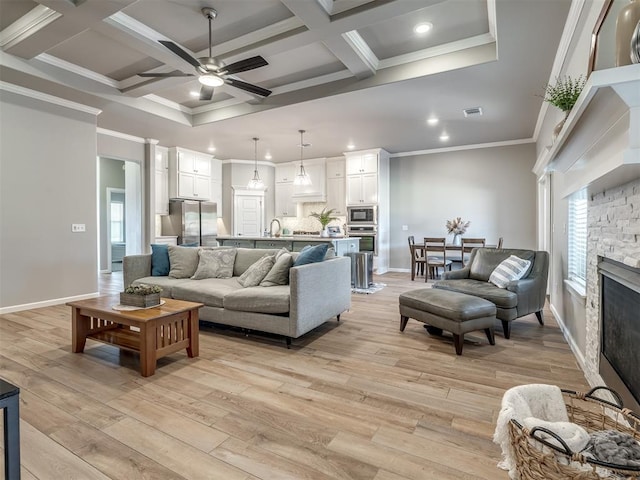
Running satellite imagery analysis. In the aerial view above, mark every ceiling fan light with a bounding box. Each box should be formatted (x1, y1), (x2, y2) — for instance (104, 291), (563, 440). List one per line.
(199, 74), (224, 87)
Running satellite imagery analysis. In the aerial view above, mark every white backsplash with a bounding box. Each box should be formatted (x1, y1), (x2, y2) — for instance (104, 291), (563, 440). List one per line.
(279, 202), (346, 233)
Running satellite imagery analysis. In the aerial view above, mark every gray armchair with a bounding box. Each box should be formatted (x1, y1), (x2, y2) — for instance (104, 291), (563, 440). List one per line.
(432, 248), (549, 338)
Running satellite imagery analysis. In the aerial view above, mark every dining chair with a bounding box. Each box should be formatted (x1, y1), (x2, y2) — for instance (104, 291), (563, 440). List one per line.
(497, 237), (504, 249)
(461, 237), (486, 267)
(424, 237), (452, 281)
(408, 236), (426, 280)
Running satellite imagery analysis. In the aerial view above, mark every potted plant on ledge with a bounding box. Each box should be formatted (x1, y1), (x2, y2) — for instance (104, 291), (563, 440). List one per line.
(120, 284), (162, 308)
(541, 75), (586, 142)
(310, 207), (339, 237)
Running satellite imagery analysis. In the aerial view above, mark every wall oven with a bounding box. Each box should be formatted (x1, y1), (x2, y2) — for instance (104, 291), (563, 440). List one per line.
(347, 225), (377, 255)
(347, 206), (377, 225)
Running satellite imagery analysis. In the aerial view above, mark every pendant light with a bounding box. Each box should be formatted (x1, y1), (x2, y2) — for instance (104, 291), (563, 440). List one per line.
(293, 129), (312, 186)
(247, 137), (264, 190)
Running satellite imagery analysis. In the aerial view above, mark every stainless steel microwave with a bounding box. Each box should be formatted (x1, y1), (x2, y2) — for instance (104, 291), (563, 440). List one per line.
(347, 206), (377, 224)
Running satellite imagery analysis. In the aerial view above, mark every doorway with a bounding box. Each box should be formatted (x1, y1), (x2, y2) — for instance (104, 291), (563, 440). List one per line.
(233, 188), (265, 237)
(99, 157), (142, 273)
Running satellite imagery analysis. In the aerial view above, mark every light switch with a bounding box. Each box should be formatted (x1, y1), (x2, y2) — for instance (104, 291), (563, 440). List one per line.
(72, 224), (86, 232)
(402, 225), (409, 231)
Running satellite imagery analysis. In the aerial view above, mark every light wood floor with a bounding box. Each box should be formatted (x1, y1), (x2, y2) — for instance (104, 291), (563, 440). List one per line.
(0, 271), (590, 479)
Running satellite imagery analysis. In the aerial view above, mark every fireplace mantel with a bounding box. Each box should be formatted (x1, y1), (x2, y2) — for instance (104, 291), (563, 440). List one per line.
(533, 64), (640, 197)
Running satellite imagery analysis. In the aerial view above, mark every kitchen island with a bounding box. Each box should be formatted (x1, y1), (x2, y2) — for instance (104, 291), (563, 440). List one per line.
(216, 235), (359, 256)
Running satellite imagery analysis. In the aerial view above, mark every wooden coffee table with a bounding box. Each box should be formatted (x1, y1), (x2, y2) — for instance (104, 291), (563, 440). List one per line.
(66, 296), (203, 377)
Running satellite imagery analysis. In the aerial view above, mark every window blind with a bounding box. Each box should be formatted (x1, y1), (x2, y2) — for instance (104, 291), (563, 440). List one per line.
(568, 189), (587, 287)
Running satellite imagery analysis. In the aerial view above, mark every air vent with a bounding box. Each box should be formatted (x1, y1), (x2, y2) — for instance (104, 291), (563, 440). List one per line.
(463, 107), (483, 117)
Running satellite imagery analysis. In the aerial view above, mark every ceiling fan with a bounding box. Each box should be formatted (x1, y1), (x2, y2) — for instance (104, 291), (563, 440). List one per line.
(138, 7), (271, 101)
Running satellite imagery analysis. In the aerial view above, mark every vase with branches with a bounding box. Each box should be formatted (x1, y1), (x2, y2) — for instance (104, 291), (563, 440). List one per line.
(446, 217), (470, 246)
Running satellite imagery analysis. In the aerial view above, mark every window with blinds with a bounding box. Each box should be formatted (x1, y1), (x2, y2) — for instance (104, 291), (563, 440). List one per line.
(568, 188), (587, 288)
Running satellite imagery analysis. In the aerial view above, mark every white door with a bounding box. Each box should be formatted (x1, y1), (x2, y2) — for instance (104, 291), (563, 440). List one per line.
(233, 189), (265, 236)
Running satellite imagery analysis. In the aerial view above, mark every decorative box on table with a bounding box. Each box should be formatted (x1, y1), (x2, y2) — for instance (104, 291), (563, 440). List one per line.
(119, 284), (162, 308)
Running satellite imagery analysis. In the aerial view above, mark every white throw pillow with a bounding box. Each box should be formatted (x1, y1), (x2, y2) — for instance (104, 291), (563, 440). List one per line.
(489, 255), (532, 288)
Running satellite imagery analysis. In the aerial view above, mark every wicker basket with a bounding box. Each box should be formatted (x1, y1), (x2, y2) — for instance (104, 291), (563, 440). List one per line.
(508, 387), (640, 479)
(119, 292), (161, 308)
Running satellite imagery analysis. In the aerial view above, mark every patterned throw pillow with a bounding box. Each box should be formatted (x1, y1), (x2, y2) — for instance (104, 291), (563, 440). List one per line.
(238, 254), (276, 287)
(489, 255), (532, 288)
(191, 248), (237, 279)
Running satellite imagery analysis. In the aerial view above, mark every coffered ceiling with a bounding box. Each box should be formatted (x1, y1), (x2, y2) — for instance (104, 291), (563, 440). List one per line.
(0, 0), (572, 162)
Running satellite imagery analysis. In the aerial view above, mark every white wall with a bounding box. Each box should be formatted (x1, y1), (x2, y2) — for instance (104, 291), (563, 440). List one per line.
(0, 91), (98, 310)
(389, 143), (538, 270)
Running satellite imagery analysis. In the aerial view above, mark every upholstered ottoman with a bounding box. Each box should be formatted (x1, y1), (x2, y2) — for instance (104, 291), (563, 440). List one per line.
(399, 288), (496, 355)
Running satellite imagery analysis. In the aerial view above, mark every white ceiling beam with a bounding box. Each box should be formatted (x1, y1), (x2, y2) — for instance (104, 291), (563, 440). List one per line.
(4, 0), (137, 59)
(0, 5), (61, 49)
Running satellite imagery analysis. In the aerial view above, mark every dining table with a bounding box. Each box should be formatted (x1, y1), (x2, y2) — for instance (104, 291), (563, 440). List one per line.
(409, 243), (496, 280)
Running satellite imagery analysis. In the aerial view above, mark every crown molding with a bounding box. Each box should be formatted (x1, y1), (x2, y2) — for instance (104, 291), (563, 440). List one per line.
(97, 127), (146, 143)
(0, 81), (102, 116)
(222, 159), (276, 167)
(391, 138), (534, 158)
(0, 5), (61, 49)
(36, 53), (120, 88)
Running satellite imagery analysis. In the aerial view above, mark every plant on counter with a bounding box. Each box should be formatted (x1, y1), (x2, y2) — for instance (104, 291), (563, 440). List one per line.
(309, 207), (339, 230)
(540, 75), (585, 113)
(124, 284), (162, 296)
(446, 217), (470, 235)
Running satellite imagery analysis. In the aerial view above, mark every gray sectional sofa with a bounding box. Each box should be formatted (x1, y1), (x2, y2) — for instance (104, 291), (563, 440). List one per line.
(123, 247), (351, 346)
(432, 248), (549, 338)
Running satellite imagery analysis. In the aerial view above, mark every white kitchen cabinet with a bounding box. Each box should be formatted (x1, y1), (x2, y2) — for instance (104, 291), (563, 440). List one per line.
(275, 182), (297, 217)
(155, 146), (169, 215)
(292, 159), (326, 202)
(346, 172), (377, 205)
(325, 158), (345, 215)
(169, 147), (212, 200)
(275, 163), (296, 183)
(346, 152), (378, 175)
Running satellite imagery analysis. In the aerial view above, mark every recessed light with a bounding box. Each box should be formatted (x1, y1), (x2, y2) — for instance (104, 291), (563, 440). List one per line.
(439, 133), (450, 141)
(347, 143), (355, 150)
(265, 153), (272, 160)
(414, 22), (433, 34)
(427, 117), (439, 126)
(207, 146), (216, 152)
(190, 91), (200, 97)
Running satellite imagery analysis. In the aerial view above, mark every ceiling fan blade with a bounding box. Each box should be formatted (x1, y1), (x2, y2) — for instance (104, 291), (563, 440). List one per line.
(222, 56), (268, 75)
(159, 40), (202, 69)
(226, 78), (272, 97)
(138, 72), (194, 77)
(199, 85), (214, 101)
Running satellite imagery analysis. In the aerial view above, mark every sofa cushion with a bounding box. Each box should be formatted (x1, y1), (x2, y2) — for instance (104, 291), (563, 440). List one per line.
(151, 244), (170, 276)
(233, 248), (280, 277)
(489, 255), (532, 288)
(293, 244), (329, 267)
(238, 253), (276, 287)
(171, 277), (243, 308)
(168, 245), (200, 278)
(223, 285), (290, 314)
(261, 251), (294, 286)
(132, 276), (191, 298)
(469, 249), (535, 282)
(191, 248), (237, 279)
(433, 278), (518, 309)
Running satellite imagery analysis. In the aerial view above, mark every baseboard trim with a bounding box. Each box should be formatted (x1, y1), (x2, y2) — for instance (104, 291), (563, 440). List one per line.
(0, 292), (100, 314)
(549, 302), (588, 374)
(386, 268), (411, 273)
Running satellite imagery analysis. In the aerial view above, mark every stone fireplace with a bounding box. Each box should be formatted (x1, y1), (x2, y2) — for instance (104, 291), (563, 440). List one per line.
(585, 178), (640, 408)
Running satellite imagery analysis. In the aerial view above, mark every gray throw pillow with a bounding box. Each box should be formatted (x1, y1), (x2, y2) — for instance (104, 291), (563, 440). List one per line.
(238, 254), (275, 287)
(191, 248), (237, 279)
(168, 245), (200, 278)
(260, 252), (294, 286)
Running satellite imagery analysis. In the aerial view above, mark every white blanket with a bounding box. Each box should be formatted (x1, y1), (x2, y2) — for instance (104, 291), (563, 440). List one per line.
(493, 384), (570, 479)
